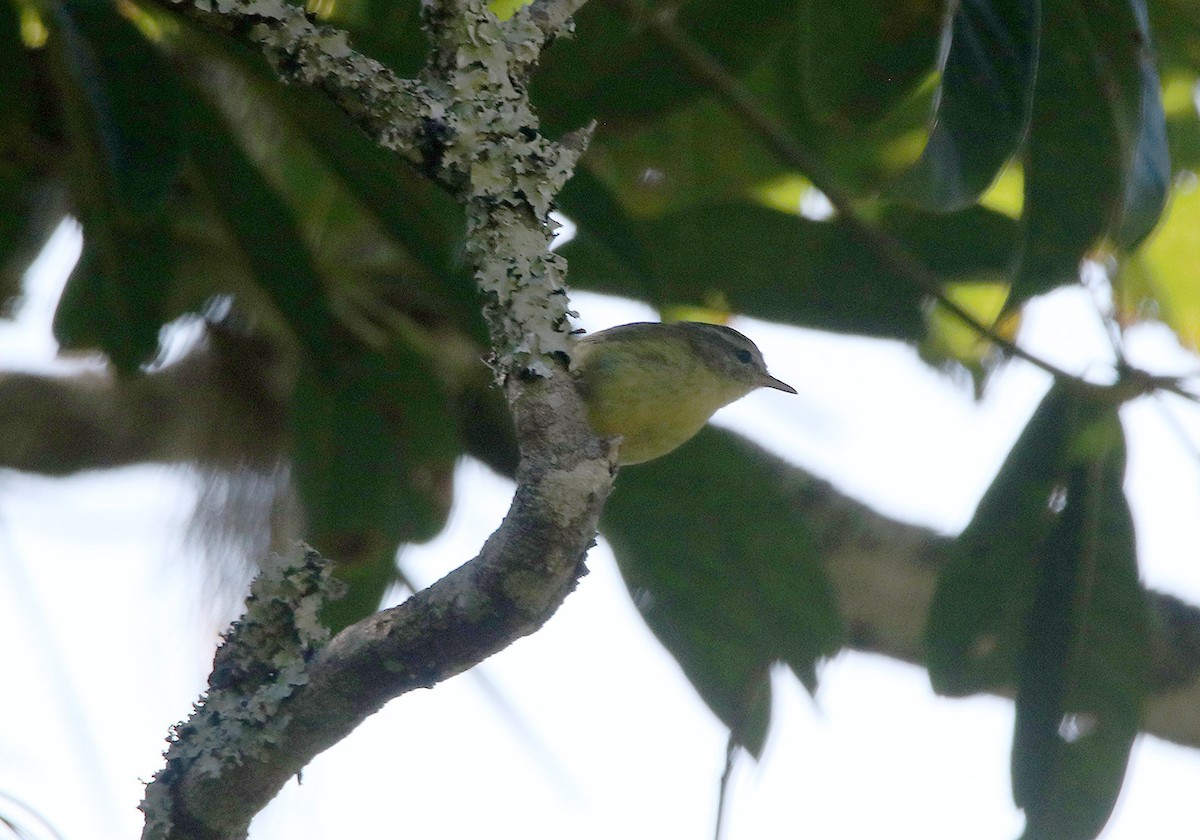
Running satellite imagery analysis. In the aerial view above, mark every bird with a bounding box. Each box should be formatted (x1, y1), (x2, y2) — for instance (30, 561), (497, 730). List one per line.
(571, 321), (796, 465)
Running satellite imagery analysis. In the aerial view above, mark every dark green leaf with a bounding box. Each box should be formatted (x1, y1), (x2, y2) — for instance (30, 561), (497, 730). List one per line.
(44, 0), (182, 367)
(534, 0), (801, 133)
(601, 203), (927, 338)
(888, 0), (1039, 210)
(602, 426), (842, 756)
(557, 168), (658, 299)
(1112, 0), (1171, 250)
(576, 96), (789, 219)
(52, 222), (172, 370)
(1165, 103), (1200, 173)
(778, 0), (941, 163)
(0, 162), (37, 311)
(787, 0), (940, 129)
(928, 388), (1150, 840)
(292, 344), (458, 627)
(184, 93), (337, 358)
(1013, 419), (1150, 840)
(272, 84), (480, 329)
(315, 0), (426, 78)
(1145, 0), (1200, 78)
(1014, 0), (1170, 302)
(927, 387), (1083, 695)
(881, 204), (1020, 279)
(47, 0), (183, 216)
(566, 202), (1017, 341)
(0, 0), (33, 125)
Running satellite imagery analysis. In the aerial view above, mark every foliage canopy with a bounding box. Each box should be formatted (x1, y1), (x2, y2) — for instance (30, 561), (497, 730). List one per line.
(3, 0), (1200, 836)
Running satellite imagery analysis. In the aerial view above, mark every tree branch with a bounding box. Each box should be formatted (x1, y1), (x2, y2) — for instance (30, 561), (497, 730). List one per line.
(799, 467), (1200, 748)
(137, 0), (613, 836)
(7, 359), (1200, 752)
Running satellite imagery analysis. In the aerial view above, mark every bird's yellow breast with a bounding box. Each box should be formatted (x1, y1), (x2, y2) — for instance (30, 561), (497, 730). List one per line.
(572, 336), (752, 464)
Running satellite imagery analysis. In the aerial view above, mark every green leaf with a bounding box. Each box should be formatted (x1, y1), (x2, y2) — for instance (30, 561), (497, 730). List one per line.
(46, 0), (184, 217)
(928, 389), (1151, 840)
(45, 0), (184, 367)
(0, 162), (36, 311)
(1118, 170), (1200, 351)
(313, 0), (426, 78)
(1014, 0), (1170, 302)
(786, 0), (941, 132)
(1013, 430), (1150, 840)
(557, 168), (658, 299)
(184, 92), (337, 358)
(534, 0), (802, 133)
(888, 0), (1039, 210)
(1112, 0), (1171, 250)
(565, 201), (1017, 340)
(0, 0), (33, 126)
(927, 387), (1081, 695)
(269, 84), (480, 330)
(292, 344), (459, 627)
(52, 225), (173, 369)
(581, 202), (928, 338)
(601, 426), (842, 756)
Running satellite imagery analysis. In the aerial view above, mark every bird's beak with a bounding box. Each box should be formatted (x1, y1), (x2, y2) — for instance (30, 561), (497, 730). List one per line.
(759, 373), (797, 394)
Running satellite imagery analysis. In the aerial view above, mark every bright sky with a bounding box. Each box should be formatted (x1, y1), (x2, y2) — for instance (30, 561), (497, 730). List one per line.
(3, 221), (1200, 839)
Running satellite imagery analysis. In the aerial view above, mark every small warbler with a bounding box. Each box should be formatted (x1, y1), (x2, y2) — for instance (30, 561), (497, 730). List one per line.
(571, 321), (796, 465)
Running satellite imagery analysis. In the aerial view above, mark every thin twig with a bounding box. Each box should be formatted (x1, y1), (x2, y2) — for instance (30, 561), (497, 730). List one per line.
(714, 734), (737, 840)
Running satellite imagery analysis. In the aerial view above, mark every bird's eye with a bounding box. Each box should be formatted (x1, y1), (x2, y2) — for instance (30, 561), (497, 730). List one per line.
(734, 349), (753, 364)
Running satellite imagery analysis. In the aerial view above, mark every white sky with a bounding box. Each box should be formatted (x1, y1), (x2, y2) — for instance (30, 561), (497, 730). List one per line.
(3, 221), (1200, 839)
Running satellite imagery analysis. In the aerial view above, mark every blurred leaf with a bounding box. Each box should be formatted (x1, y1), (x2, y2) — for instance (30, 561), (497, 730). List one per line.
(45, 0), (184, 367)
(928, 388), (1150, 840)
(535, 0), (801, 133)
(927, 387), (1081, 695)
(602, 426), (842, 756)
(919, 280), (1013, 381)
(268, 83), (479, 328)
(888, 0), (1039, 210)
(52, 225), (172, 369)
(0, 165), (40, 312)
(1014, 0), (1169, 303)
(165, 23), (484, 345)
(579, 86), (788, 219)
(597, 203), (926, 338)
(786, 0), (941, 131)
(1111, 0), (1170, 250)
(310, 0), (426, 77)
(1013, 426), (1149, 840)
(1118, 177), (1200, 349)
(881, 203), (1020, 277)
(557, 167), (657, 297)
(0, 0), (33, 124)
(293, 344), (458, 627)
(184, 91), (337, 358)
(46, 0), (183, 216)
(1162, 73), (1200, 171)
(1146, 0), (1200, 78)
(566, 201), (1018, 341)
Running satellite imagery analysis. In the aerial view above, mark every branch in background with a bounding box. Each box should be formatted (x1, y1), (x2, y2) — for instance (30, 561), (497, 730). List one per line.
(0, 322), (289, 475)
(803, 469), (1200, 748)
(8, 354), (1200, 751)
(608, 0), (1198, 405)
